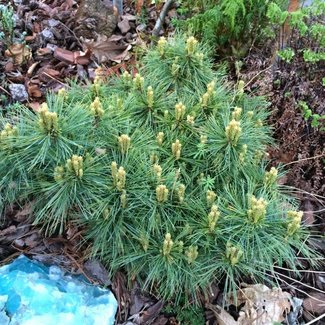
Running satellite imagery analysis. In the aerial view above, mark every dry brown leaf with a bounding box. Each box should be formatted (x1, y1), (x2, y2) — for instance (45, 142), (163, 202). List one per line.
(228, 284), (292, 325)
(24, 232), (40, 248)
(27, 61), (40, 77)
(29, 102), (41, 112)
(206, 303), (237, 325)
(27, 83), (42, 98)
(303, 292), (325, 315)
(5, 44), (32, 65)
(13, 202), (34, 222)
(4, 61), (14, 73)
(118, 18), (131, 34)
(83, 35), (131, 63)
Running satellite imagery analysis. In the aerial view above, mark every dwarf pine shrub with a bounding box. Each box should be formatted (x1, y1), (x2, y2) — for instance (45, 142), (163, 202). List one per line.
(0, 36), (316, 302)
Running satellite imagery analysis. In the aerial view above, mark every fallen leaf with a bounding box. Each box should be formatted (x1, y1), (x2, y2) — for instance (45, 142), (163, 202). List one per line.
(108, 35), (125, 42)
(5, 44), (32, 65)
(206, 303), (237, 325)
(83, 35), (131, 63)
(28, 83), (43, 98)
(140, 300), (164, 323)
(118, 18), (131, 34)
(38, 2), (58, 17)
(41, 68), (60, 78)
(60, 0), (74, 10)
(303, 292), (325, 315)
(13, 202), (33, 222)
(24, 232), (40, 248)
(29, 102), (41, 112)
(84, 259), (112, 286)
(27, 61), (40, 77)
(0, 225), (17, 238)
(228, 284), (292, 325)
(37, 67), (62, 83)
(4, 61), (14, 73)
(14, 239), (25, 248)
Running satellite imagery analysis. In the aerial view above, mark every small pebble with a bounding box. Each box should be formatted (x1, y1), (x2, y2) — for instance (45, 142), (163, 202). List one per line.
(48, 19), (60, 28)
(9, 84), (29, 102)
(136, 24), (146, 32)
(41, 28), (54, 41)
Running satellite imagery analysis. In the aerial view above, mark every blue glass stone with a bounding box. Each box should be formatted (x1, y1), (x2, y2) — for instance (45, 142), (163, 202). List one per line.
(0, 255), (117, 324)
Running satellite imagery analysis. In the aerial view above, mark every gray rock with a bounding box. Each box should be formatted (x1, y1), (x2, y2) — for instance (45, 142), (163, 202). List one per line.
(46, 43), (58, 52)
(287, 297), (303, 325)
(41, 28), (54, 41)
(48, 19), (60, 28)
(118, 18), (131, 34)
(9, 84), (28, 102)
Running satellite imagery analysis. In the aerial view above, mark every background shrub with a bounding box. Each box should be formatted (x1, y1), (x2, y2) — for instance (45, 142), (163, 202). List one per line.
(174, 0), (288, 58)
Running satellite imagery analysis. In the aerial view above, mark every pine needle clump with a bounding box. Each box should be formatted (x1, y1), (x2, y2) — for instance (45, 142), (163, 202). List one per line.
(0, 36), (316, 303)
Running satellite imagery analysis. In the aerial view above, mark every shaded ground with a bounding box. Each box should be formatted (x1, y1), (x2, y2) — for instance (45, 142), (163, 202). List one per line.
(0, 1), (325, 324)
(238, 37), (325, 324)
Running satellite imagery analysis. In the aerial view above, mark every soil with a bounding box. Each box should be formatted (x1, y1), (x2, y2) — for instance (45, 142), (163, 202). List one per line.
(0, 1), (324, 324)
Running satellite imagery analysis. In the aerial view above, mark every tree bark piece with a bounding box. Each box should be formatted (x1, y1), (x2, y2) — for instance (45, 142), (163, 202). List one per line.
(74, 0), (118, 39)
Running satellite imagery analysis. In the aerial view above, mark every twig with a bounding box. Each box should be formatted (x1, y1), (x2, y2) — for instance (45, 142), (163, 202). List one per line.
(305, 313), (325, 325)
(152, 0), (174, 37)
(0, 85), (11, 96)
(244, 64), (273, 88)
(283, 186), (325, 201)
(268, 272), (325, 303)
(58, 21), (83, 48)
(42, 72), (70, 88)
(271, 270), (325, 295)
(283, 153), (325, 167)
(274, 265), (325, 274)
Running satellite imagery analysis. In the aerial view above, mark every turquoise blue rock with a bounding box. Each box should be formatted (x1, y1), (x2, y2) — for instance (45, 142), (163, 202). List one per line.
(0, 255), (117, 325)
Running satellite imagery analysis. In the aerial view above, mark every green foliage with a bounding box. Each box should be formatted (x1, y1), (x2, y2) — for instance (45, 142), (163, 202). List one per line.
(163, 302), (205, 324)
(220, 0), (246, 31)
(299, 101), (325, 130)
(303, 49), (325, 63)
(0, 4), (15, 45)
(174, 0), (288, 58)
(282, 1), (325, 64)
(277, 48), (295, 63)
(0, 36), (317, 303)
(266, 2), (288, 25)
